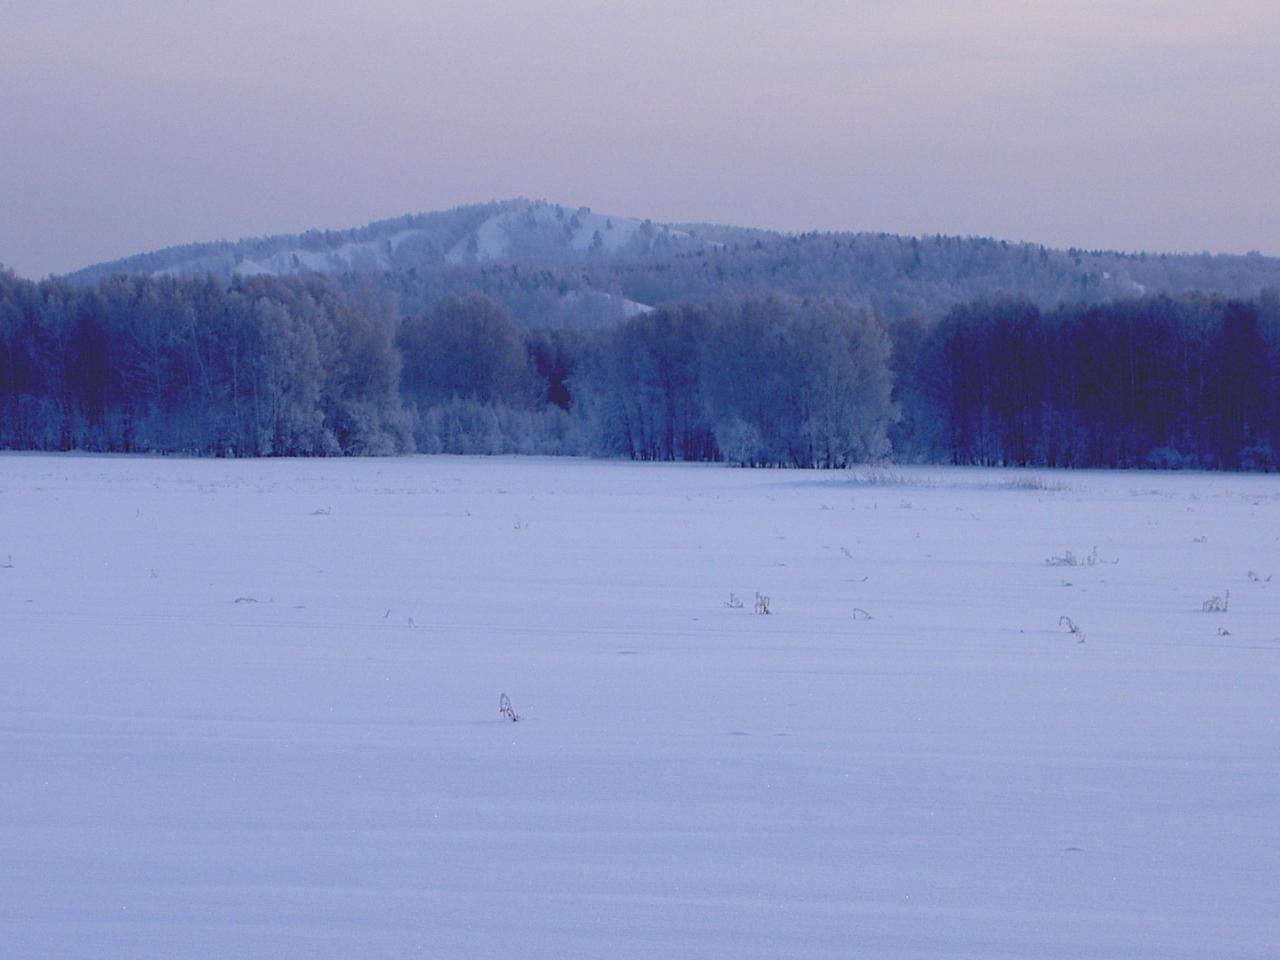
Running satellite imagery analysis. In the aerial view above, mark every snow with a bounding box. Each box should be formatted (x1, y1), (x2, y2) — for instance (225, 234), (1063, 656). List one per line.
(563, 210), (645, 253)
(611, 292), (653, 318)
(470, 211), (517, 261)
(221, 231), (423, 278)
(1, 454), (1277, 958)
(229, 259), (273, 277)
(561, 289), (654, 318)
(445, 205), (692, 263)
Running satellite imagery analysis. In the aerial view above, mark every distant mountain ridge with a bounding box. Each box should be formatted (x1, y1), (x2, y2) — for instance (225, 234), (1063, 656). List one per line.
(66, 199), (735, 284)
(64, 198), (1280, 327)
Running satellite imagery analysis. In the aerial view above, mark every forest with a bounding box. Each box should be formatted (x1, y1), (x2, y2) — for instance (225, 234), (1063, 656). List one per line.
(66, 199), (1280, 328)
(1, 267), (1278, 470)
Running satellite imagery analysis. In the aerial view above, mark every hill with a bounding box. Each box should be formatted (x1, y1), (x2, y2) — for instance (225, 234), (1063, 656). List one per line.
(65, 198), (1280, 327)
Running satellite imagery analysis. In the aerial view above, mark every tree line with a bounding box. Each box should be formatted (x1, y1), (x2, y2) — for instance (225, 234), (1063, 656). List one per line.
(892, 293), (1280, 470)
(331, 232), (1280, 331)
(0, 271), (408, 456)
(2, 267), (1277, 469)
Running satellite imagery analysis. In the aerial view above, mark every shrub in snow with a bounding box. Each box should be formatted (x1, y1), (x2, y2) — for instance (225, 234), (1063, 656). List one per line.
(1202, 591), (1230, 613)
(713, 416), (769, 468)
(1059, 615), (1086, 642)
(1045, 546), (1099, 567)
(1005, 474), (1069, 492)
(499, 693), (520, 722)
(1146, 446), (1199, 470)
(847, 464), (909, 486)
(1237, 442), (1277, 473)
(414, 398), (586, 456)
(753, 593), (771, 615)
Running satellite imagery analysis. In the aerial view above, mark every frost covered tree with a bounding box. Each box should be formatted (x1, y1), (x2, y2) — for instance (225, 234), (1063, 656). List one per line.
(398, 295), (534, 408)
(582, 304), (714, 461)
(397, 294), (575, 453)
(577, 297), (896, 466)
(4, 262), (1279, 470)
(700, 299), (895, 467)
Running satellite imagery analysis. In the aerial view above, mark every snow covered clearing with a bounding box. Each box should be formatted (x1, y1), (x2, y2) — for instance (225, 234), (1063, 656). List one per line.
(444, 205), (690, 263)
(1, 454), (1277, 958)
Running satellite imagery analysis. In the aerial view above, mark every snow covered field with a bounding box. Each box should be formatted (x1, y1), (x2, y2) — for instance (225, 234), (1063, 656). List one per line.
(2, 454), (1277, 959)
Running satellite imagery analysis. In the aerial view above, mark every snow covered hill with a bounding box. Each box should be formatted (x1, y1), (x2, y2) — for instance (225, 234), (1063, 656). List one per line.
(59, 199), (1280, 325)
(68, 199), (719, 284)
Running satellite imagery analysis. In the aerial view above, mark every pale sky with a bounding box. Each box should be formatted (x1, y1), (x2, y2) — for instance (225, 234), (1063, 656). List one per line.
(2, 1), (1277, 278)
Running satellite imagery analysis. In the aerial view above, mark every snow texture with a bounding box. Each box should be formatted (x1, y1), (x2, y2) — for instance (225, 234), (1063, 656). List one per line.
(1, 454), (1277, 958)
(445, 205), (690, 263)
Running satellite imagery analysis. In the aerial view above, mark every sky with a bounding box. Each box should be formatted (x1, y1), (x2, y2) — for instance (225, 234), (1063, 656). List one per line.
(2, 0), (1278, 278)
